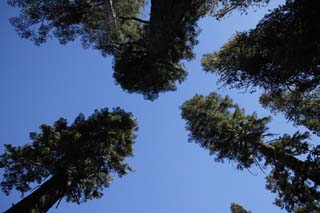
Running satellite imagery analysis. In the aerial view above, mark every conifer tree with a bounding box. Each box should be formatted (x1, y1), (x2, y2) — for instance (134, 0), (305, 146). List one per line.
(8, 0), (269, 100)
(202, 0), (320, 135)
(1, 108), (138, 213)
(181, 93), (320, 212)
(196, 1), (320, 210)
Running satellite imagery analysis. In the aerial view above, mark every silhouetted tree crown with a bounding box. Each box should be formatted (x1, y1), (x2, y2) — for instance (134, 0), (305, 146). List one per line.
(6, 0), (320, 212)
(0, 108), (138, 212)
(8, 0), (270, 100)
(202, 0), (320, 134)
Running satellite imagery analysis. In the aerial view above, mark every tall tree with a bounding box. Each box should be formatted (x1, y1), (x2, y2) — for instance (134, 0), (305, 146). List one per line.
(202, 0), (320, 135)
(0, 108), (138, 213)
(8, 0), (269, 100)
(199, 1), (320, 209)
(181, 93), (320, 212)
(114, 0), (270, 99)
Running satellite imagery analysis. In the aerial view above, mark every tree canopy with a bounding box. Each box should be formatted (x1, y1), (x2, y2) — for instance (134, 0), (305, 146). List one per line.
(202, 0), (320, 91)
(0, 108), (137, 212)
(181, 92), (320, 212)
(202, 0), (320, 134)
(8, 0), (270, 100)
(197, 2), (320, 209)
(8, 0), (144, 54)
(4, 0), (320, 212)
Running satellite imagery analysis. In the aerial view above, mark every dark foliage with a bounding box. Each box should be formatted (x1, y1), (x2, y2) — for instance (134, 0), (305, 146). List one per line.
(113, 39), (187, 100)
(202, 0), (320, 92)
(181, 93), (320, 212)
(259, 89), (320, 136)
(113, 0), (271, 99)
(113, 0), (203, 100)
(8, 0), (269, 100)
(230, 203), (251, 213)
(202, 0), (320, 133)
(0, 108), (137, 212)
(7, 0), (144, 55)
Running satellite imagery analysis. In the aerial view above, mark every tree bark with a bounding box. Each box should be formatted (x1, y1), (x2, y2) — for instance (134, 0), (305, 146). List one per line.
(148, 0), (191, 59)
(4, 175), (66, 213)
(256, 141), (320, 185)
(104, 0), (115, 20)
(103, 0), (116, 28)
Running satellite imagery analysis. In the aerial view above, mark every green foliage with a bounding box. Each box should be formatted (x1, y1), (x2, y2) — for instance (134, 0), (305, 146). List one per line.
(230, 203), (251, 213)
(8, 0), (144, 55)
(181, 92), (269, 169)
(204, 0), (270, 19)
(202, 0), (320, 132)
(8, 0), (268, 100)
(181, 92), (320, 212)
(113, 0), (271, 99)
(113, 0), (204, 100)
(202, 0), (320, 92)
(200, 2), (320, 210)
(8, 0), (195, 100)
(7, 0), (319, 212)
(0, 108), (137, 204)
(260, 88), (320, 136)
(113, 41), (188, 100)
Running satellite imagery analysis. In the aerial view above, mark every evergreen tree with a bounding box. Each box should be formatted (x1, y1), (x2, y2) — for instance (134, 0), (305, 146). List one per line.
(0, 108), (138, 213)
(7, 0), (144, 55)
(181, 93), (320, 212)
(8, 0), (268, 100)
(202, 0), (320, 135)
(197, 1), (320, 210)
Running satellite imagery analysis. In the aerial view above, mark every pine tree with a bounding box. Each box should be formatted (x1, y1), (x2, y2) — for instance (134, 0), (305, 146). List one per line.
(196, 1), (320, 210)
(0, 108), (138, 213)
(202, 0), (320, 135)
(8, 0), (269, 100)
(181, 92), (320, 212)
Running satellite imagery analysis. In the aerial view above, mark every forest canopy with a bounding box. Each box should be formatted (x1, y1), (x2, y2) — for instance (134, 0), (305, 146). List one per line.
(2, 0), (320, 212)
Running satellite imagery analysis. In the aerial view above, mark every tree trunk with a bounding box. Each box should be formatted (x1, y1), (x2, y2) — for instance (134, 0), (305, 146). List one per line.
(104, 0), (116, 27)
(256, 141), (320, 185)
(148, 0), (191, 59)
(4, 175), (66, 213)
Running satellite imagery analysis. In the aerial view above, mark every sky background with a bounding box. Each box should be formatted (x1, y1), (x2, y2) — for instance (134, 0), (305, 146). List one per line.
(0, 0), (310, 212)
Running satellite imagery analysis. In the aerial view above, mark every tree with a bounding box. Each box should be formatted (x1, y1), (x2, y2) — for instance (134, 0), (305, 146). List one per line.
(113, 0), (203, 100)
(202, 0), (320, 135)
(8, 0), (269, 100)
(0, 108), (138, 213)
(181, 93), (320, 212)
(230, 203), (251, 213)
(7, 0), (144, 55)
(7, 0), (313, 212)
(198, 1), (320, 209)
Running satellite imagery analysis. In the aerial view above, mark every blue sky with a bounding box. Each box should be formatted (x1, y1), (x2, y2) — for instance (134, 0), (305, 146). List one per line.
(0, 1), (305, 212)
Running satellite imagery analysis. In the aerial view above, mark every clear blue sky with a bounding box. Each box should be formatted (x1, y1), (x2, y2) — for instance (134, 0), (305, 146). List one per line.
(1, 1), (304, 212)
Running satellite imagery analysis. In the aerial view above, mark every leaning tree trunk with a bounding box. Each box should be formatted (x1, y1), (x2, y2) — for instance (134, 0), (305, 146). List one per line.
(256, 141), (320, 185)
(4, 175), (67, 213)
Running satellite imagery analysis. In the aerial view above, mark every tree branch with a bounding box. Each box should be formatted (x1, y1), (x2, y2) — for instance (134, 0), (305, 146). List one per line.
(119, 16), (150, 24)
